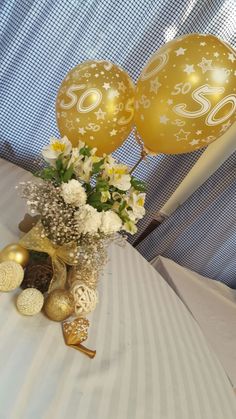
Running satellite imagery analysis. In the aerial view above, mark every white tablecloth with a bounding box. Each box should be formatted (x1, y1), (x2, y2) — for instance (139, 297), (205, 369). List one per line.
(0, 157), (236, 419)
(152, 255), (236, 390)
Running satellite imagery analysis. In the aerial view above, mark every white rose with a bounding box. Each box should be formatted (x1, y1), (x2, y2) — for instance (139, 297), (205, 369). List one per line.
(61, 179), (87, 207)
(75, 204), (102, 234)
(100, 211), (122, 234)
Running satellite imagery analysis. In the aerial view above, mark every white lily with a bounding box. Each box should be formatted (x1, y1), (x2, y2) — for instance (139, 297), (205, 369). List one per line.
(42, 136), (72, 167)
(103, 161), (131, 191)
(74, 155), (102, 183)
(101, 190), (111, 203)
(126, 191), (146, 221)
(123, 220), (138, 235)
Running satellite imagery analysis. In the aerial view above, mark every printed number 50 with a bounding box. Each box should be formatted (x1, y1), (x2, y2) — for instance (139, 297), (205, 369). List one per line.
(173, 84), (236, 126)
(60, 84), (102, 113)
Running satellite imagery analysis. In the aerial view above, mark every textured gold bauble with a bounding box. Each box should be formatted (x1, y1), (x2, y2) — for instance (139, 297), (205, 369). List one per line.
(16, 288), (44, 316)
(44, 289), (74, 322)
(0, 243), (30, 267)
(0, 261), (24, 291)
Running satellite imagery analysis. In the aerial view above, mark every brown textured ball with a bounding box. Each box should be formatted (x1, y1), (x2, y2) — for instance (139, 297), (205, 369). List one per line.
(21, 264), (53, 293)
(44, 289), (74, 322)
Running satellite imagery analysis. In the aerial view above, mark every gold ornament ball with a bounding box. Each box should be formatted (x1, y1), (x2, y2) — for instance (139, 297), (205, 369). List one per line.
(0, 243), (30, 267)
(0, 261), (24, 291)
(16, 288), (44, 316)
(44, 289), (74, 322)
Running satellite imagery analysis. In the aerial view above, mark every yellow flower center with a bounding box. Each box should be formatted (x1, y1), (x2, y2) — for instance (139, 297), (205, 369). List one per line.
(51, 142), (66, 152)
(107, 167), (127, 176)
(137, 197), (144, 206)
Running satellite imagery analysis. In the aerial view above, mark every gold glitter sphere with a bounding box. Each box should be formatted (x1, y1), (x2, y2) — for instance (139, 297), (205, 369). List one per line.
(0, 243), (30, 267)
(44, 289), (74, 322)
(0, 261), (24, 291)
(16, 288), (44, 316)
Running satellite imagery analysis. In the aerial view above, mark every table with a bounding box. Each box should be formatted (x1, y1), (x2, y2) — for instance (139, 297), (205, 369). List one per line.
(152, 255), (236, 390)
(0, 157), (236, 419)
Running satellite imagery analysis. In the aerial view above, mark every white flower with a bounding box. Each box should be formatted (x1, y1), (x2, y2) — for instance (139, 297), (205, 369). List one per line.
(126, 192), (146, 221)
(103, 160), (131, 191)
(42, 136), (72, 167)
(101, 190), (111, 203)
(123, 220), (138, 235)
(66, 147), (82, 169)
(61, 179), (87, 207)
(74, 155), (103, 183)
(74, 204), (102, 234)
(100, 211), (122, 234)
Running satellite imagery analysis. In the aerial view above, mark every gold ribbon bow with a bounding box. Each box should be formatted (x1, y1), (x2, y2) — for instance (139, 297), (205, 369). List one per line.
(19, 222), (78, 291)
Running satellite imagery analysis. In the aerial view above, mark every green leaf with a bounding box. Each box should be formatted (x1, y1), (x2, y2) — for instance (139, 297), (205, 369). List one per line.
(87, 191), (114, 211)
(119, 209), (130, 222)
(92, 159), (105, 175)
(62, 164), (74, 182)
(84, 183), (93, 194)
(96, 178), (109, 191)
(131, 177), (146, 192)
(119, 201), (126, 213)
(79, 146), (91, 157)
(87, 191), (101, 205)
(56, 156), (63, 171)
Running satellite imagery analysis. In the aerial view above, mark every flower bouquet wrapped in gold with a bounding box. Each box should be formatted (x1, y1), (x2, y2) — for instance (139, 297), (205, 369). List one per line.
(0, 136), (146, 357)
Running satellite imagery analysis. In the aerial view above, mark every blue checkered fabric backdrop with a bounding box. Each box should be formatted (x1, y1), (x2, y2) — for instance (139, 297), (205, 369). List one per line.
(1, 0), (236, 286)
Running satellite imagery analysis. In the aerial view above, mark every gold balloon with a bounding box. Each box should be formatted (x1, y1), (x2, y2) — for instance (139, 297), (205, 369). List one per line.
(0, 243), (30, 267)
(44, 289), (74, 322)
(56, 60), (135, 155)
(135, 34), (236, 154)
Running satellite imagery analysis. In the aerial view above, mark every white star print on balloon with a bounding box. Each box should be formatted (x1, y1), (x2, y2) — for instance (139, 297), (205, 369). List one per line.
(103, 82), (111, 90)
(174, 129), (190, 142)
(220, 120), (231, 132)
(95, 108), (106, 120)
(118, 82), (127, 92)
(159, 115), (169, 124)
(110, 129), (117, 136)
(150, 77), (162, 94)
(108, 90), (120, 99)
(198, 57), (214, 73)
(65, 120), (74, 131)
(183, 64), (195, 74)
(175, 47), (186, 56)
(189, 139), (199, 146)
(228, 53), (236, 63)
(78, 127), (86, 135)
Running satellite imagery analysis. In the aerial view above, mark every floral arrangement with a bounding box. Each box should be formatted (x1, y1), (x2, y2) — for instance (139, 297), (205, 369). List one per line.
(0, 136), (146, 358)
(25, 135), (146, 240)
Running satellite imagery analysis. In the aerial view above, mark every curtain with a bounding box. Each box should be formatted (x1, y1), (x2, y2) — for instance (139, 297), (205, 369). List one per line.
(1, 0), (236, 285)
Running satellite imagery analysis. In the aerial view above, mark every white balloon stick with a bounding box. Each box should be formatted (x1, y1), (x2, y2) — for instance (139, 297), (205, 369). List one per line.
(157, 122), (236, 219)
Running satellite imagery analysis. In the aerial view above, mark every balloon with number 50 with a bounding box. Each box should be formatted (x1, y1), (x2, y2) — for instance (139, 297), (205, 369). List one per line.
(134, 33), (236, 154)
(56, 60), (135, 155)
